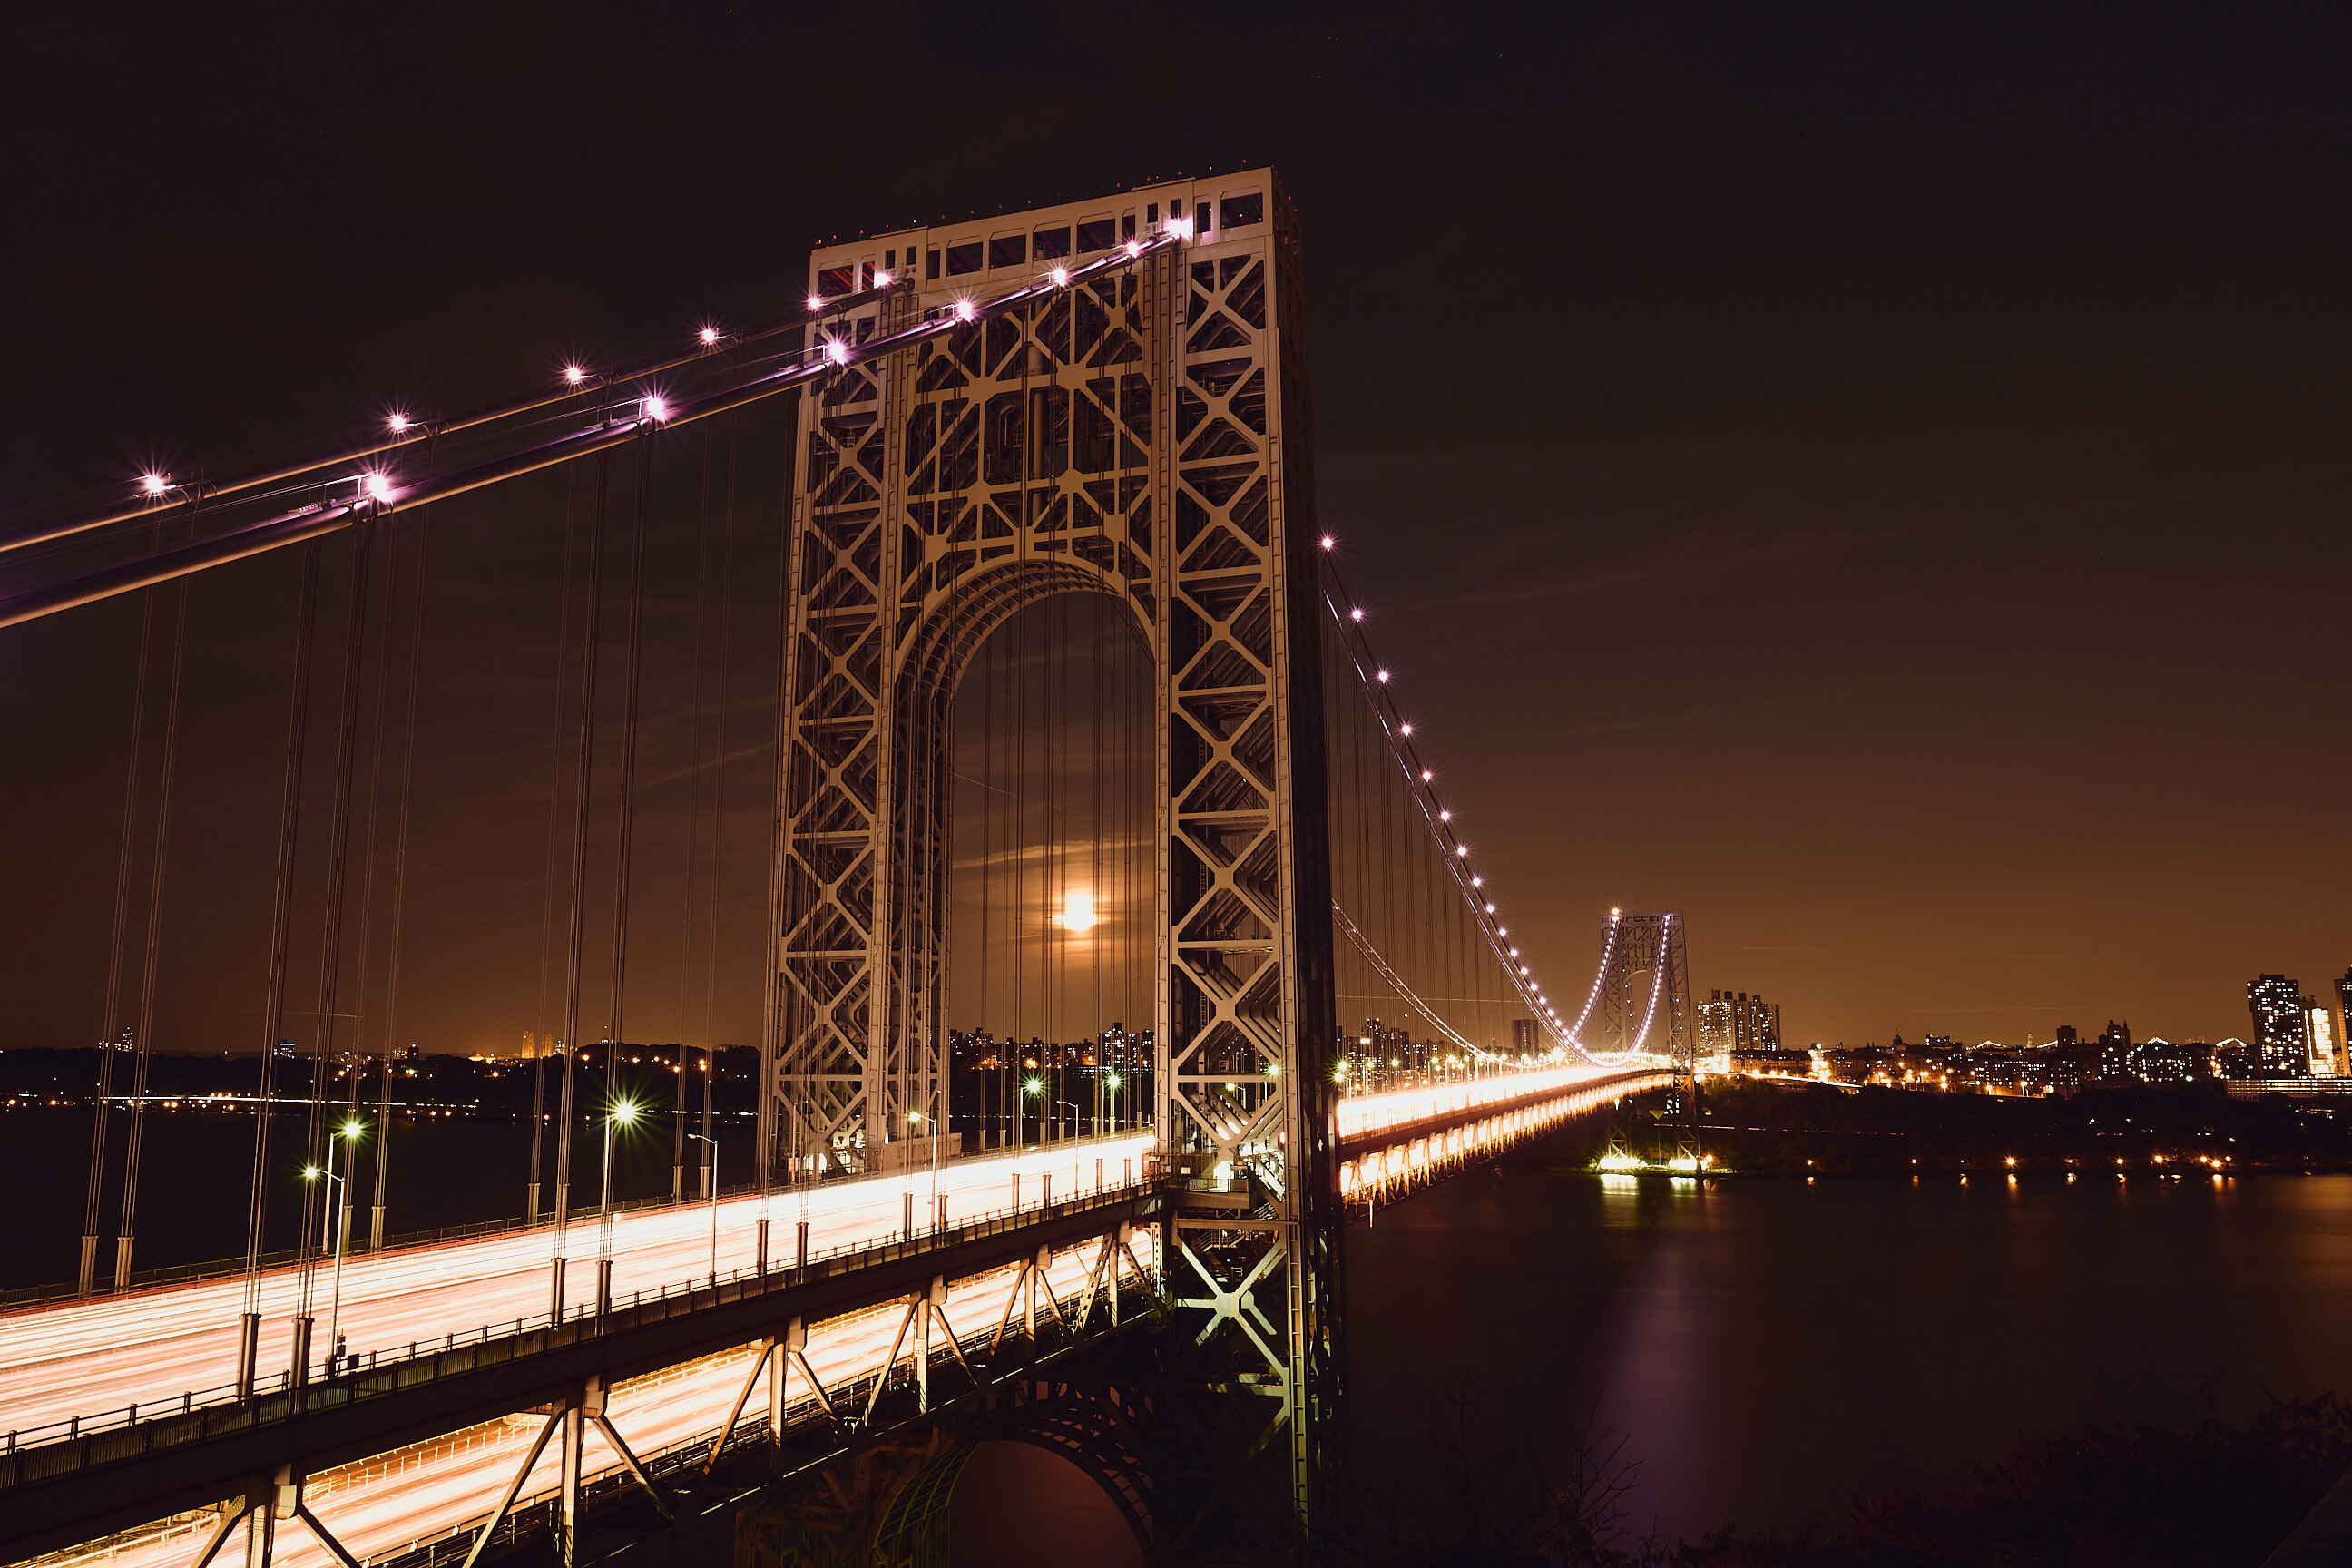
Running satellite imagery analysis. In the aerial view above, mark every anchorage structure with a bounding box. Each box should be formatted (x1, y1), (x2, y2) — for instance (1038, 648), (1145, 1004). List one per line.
(1592, 909), (1694, 1068)
(776, 170), (1340, 1552)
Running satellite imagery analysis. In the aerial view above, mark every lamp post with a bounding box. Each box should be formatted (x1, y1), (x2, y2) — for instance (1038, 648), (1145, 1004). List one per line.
(1104, 1071), (1122, 1133)
(685, 1131), (719, 1283)
(302, 1116), (365, 1377)
(596, 1097), (641, 1317)
(1022, 1076), (1043, 1148)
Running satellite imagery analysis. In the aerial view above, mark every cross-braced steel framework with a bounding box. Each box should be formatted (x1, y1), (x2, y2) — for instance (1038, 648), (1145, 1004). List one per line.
(776, 170), (1341, 1556)
(1592, 910), (1694, 1068)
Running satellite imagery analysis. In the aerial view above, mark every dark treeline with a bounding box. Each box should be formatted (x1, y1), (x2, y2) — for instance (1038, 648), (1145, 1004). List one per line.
(0, 1044), (765, 1114)
(1674, 1079), (2352, 1174)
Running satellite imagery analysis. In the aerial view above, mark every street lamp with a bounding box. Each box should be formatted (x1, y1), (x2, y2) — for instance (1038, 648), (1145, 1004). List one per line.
(685, 1131), (720, 1283)
(1023, 1076), (1044, 1149)
(602, 1097), (642, 1215)
(304, 1116), (366, 1376)
(596, 1097), (641, 1318)
(1104, 1071), (1122, 1132)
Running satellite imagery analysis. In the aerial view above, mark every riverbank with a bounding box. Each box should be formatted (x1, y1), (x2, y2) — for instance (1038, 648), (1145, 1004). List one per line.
(1642, 1078), (2352, 1175)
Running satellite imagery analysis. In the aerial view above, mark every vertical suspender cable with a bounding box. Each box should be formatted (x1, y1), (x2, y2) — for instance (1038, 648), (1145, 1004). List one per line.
(555, 456), (614, 1248)
(762, 393), (799, 1210)
(296, 514), (379, 1344)
(346, 529), (403, 1137)
(673, 428), (715, 1204)
(80, 590), (157, 1293)
(701, 416), (738, 1191)
(372, 505), (431, 1249)
(240, 541), (323, 1396)
(112, 572), (191, 1289)
(601, 436), (655, 1240)
(529, 468), (583, 1222)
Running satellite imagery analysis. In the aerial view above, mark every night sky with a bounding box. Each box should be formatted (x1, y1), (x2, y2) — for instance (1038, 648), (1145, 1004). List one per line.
(2, 4), (2346, 1058)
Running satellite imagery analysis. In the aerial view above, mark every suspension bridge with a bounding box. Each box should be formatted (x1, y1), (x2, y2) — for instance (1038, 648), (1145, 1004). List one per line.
(0, 170), (1694, 1568)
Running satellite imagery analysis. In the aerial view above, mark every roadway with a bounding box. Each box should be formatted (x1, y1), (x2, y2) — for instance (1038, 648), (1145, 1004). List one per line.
(0, 1134), (1152, 1447)
(30, 1244), (1122, 1568)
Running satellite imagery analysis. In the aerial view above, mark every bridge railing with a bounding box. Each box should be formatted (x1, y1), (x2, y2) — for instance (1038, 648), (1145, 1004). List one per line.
(0, 1171), (1161, 1490)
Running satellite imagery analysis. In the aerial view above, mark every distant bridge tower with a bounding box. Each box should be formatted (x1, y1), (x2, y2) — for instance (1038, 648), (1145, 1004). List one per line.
(777, 171), (1340, 1551)
(1592, 910), (1693, 1068)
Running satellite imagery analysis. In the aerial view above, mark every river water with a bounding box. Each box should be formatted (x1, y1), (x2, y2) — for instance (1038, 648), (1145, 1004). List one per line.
(1344, 1160), (2352, 1544)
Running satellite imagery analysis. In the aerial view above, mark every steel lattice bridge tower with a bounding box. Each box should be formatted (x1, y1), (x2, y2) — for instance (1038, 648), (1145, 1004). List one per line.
(778, 174), (1341, 1552)
(0, 168), (1694, 1568)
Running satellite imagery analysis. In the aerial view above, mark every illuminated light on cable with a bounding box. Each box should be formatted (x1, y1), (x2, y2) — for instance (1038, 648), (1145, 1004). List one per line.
(1508, 947), (1520, 958)
(1376, 668), (1390, 682)
(806, 293), (824, 312)
(1171, 215), (1195, 239)
(824, 339), (849, 366)
(1484, 903), (1495, 914)
(1348, 606), (1364, 622)
(1126, 240), (1142, 257)
(1319, 534), (1335, 550)
(1520, 965), (1532, 975)
(1438, 808), (1451, 821)
(642, 395), (671, 421)
(140, 473), (168, 496)
(955, 298), (975, 321)
(1050, 266), (1069, 286)
(361, 471), (396, 504)
(874, 269), (892, 287)
(699, 327), (720, 346)
(1470, 876), (1484, 887)
(1420, 768), (1434, 781)
(1455, 846), (1468, 858)
(1497, 926), (1507, 936)
(564, 365), (587, 386)
(387, 413), (412, 433)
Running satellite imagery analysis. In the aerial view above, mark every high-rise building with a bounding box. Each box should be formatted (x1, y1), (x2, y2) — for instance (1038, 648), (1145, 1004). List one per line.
(2248, 975), (2309, 1078)
(2336, 969), (2352, 1074)
(1510, 1018), (1538, 1055)
(2307, 999), (2341, 1079)
(1698, 991), (1736, 1054)
(2096, 1020), (2134, 1080)
(1742, 993), (1782, 1053)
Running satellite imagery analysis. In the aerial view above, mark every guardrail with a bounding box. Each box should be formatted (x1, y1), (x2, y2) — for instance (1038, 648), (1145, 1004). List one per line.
(0, 1173), (1161, 1490)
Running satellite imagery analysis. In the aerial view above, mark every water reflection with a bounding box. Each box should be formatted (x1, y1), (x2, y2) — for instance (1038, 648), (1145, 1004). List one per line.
(1348, 1166), (2352, 1544)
